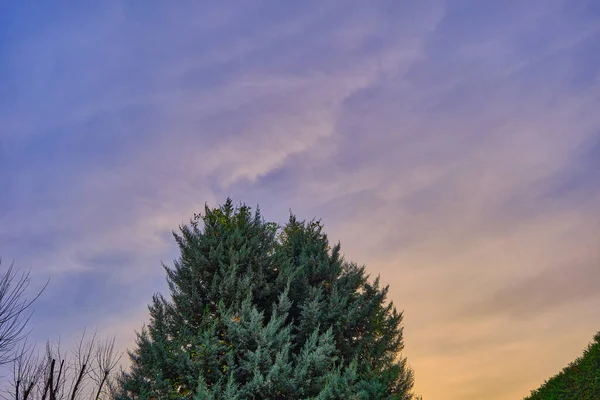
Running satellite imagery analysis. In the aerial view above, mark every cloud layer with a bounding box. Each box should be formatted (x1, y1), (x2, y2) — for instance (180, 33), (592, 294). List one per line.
(2, 1), (599, 399)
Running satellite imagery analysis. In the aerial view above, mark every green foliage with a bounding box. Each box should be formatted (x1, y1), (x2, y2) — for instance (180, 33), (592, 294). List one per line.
(115, 198), (415, 399)
(524, 332), (600, 400)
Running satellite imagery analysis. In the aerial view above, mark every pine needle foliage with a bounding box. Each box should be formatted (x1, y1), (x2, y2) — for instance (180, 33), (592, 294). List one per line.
(524, 331), (600, 400)
(115, 199), (415, 400)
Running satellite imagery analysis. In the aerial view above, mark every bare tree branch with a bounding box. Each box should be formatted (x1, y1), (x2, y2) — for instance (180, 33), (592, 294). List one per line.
(91, 337), (122, 400)
(0, 259), (48, 366)
(4, 331), (123, 400)
(14, 341), (44, 400)
(68, 329), (96, 400)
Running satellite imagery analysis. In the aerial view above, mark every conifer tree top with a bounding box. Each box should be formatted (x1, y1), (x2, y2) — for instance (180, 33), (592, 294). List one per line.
(116, 199), (416, 400)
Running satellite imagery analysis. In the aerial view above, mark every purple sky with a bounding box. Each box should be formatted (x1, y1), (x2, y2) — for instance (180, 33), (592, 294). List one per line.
(1, 1), (600, 399)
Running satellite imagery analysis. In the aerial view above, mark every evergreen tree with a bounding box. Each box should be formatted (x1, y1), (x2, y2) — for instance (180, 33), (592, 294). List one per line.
(116, 199), (415, 400)
(524, 331), (600, 400)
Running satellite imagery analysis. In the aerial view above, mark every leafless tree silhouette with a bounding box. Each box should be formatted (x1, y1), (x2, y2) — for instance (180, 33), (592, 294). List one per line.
(0, 259), (46, 366)
(90, 337), (122, 400)
(5, 330), (123, 400)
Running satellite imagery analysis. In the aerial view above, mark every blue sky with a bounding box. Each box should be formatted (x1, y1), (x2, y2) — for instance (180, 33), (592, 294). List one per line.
(1, 1), (599, 399)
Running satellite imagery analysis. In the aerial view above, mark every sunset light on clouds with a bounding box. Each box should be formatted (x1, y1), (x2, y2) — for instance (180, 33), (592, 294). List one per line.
(1, 1), (599, 399)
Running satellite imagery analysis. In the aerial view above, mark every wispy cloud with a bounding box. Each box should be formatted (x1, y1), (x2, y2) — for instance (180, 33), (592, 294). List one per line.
(1, 1), (599, 399)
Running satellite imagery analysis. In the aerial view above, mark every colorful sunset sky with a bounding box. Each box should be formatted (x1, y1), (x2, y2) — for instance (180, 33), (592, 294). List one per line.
(1, 1), (599, 399)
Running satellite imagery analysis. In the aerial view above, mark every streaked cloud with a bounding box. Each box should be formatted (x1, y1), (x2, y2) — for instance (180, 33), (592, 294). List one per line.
(1, 1), (599, 399)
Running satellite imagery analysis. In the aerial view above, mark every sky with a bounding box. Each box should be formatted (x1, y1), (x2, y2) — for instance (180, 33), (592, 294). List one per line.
(1, 1), (599, 399)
